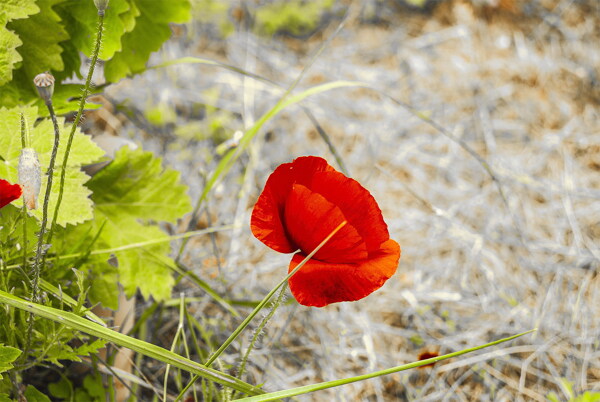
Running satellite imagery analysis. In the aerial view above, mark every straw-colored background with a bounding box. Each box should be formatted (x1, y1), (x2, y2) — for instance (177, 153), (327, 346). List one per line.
(94, 0), (599, 399)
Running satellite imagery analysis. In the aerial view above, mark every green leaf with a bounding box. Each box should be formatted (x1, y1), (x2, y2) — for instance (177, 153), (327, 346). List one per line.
(48, 377), (71, 400)
(0, 0), (39, 22)
(0, 344), (21, 380)
(82, 147), (192, 300)
(0, 0), (39, 85)
(104, 0), (191, 81)
(6, 0), (69, 80)
(74, 339), (106, 357)
(119, 0), (140, 32)
(23, 386), (51, 402)
(89, 147), (190, 221)
(0, 106), (105, 226)
(45, 343), (77, 365)
(0, 27), (22, 86)
(0, 393), (12, 402)
(82, 373), (104, 400)
(87, 259), (120, 310)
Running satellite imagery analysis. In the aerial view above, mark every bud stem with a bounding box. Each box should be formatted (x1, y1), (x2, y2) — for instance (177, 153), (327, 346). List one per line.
(47, 11), (105, 245)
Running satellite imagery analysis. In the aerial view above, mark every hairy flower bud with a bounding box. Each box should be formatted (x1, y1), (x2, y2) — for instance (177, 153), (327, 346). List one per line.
(94, 0), (109, 13)
(18, 148), (41, 210)
(33, 72), (55, 103)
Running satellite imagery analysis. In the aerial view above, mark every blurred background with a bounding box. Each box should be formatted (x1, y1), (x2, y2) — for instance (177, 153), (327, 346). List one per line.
(87, 0), (599, 400)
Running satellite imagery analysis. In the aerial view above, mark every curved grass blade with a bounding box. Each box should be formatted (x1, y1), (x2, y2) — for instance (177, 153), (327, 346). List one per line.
(0, 290), (264, 396)
(237, 329), (536, 401)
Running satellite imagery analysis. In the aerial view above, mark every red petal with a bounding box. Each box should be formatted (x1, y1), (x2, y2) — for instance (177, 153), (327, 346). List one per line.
(310, 171), (389, 253)
(284, 183), (368, 262)
(0, 179), (23, 209)
(288, 239), (401, 307)
(251, 156), (334, 253)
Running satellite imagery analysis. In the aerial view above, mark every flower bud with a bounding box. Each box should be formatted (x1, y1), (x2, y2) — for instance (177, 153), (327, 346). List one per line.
(33, 72), (55, 103)
(94, 0), (109, 13)
(18, 148), (41, 210)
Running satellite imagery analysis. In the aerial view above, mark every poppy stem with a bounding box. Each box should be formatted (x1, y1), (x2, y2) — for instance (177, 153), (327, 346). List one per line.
(20, 113), (28, 273)
(173, 221), (348, 402)
(236, 283), (288, 386)
(23, 96), (61, 364)
(46, 10), (104, 246)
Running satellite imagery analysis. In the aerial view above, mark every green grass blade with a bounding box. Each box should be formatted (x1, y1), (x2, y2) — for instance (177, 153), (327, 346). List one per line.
(236, 329), (536, 401)
(38, 279), (106, 326)
(0, 289), (264, 396)
(5, 226), (233, 270)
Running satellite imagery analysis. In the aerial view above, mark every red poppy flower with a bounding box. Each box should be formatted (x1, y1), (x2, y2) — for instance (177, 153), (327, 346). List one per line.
(0, 179), (23, 209)
(251, 156), (401, 307)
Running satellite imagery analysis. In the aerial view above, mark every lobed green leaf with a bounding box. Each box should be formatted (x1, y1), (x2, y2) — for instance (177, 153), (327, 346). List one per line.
(0, 106), (105, 226)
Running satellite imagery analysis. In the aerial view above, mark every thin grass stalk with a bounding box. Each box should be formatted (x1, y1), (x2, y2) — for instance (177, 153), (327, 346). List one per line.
(4, 226), (233, 271)
(163, 293), (187, 402)
(173, 221), (347, 401)
(301, 106), (349, 175)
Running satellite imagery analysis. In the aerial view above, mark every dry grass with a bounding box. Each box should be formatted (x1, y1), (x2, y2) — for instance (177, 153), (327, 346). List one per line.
(102, 0), (599, 399)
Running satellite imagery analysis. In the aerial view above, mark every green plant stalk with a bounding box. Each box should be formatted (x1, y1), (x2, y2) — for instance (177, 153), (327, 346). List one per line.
(163, 294), (186, 402)
(22, 98), (61, 362)
(31, 101), (60, 301)
(301, 106), (349, 175)
(174, 221), (348, 401)
(237, 329), (537, 402)
(0, 289), (264, 396)
(4, 225), (234, 271)
(47, 11), (104, 246)
(20, 112), (26, 148)
(20, 113), (29, 275)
